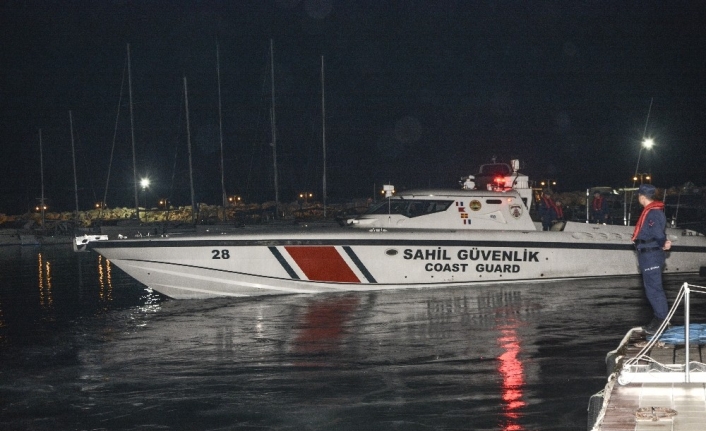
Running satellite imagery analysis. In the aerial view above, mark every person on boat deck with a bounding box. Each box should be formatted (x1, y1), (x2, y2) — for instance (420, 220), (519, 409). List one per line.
(633, 184), (671, 334)
(538, 190), (560, 231)
(554, 200), (565, 221)
(462, 175), (476, 190)
(591, 191), (609, 224)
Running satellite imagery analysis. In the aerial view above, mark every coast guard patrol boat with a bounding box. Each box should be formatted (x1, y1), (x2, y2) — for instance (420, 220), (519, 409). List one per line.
(75, 160), (706, 298)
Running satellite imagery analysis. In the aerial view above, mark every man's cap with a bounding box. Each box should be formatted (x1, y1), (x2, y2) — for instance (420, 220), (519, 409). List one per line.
(638, 184), (656, 198)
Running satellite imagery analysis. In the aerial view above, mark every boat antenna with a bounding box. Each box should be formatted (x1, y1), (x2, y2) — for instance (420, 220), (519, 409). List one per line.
(673, 189), (681, 227)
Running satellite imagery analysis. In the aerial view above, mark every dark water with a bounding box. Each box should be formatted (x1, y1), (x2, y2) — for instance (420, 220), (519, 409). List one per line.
(1, 245), (704, 431)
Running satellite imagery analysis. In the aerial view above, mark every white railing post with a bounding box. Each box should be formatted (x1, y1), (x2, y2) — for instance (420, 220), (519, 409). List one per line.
(685, 282), (691, 383)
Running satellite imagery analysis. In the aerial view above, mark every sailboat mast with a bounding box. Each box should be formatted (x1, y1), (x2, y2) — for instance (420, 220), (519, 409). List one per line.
(270, 39), (279, 218)
(321, 55), (327, 218)
(38, 129), (45, 228)
(100, 56), (127, 220)
(127, 43), (139, 220)
(217, 42), (227, 220)
(69, 110), (79, 220)
(184, 77), (197, 225)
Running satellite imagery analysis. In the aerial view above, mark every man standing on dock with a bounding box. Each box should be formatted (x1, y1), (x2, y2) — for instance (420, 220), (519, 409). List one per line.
(632, 184), (672, 334)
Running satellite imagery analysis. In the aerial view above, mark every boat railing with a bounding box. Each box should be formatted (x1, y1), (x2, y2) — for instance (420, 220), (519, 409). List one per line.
(618, 282), (706, 384)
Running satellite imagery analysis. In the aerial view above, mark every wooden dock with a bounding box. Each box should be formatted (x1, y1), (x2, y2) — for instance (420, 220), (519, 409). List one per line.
(589, 328), (706, 431)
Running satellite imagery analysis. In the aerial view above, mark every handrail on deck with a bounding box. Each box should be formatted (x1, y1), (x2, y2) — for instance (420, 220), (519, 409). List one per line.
(622, 282), (706, 384)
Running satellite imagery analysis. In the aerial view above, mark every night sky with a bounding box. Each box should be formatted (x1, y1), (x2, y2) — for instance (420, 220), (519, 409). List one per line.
(1, 1), (705, 214)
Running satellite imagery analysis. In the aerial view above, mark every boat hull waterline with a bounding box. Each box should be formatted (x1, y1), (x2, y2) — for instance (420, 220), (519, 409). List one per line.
(84, 226), (706, 299)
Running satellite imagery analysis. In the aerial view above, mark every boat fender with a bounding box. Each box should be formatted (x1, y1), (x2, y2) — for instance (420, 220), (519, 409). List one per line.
(604, 351), (621, 377)
(586, 392), (604, 431)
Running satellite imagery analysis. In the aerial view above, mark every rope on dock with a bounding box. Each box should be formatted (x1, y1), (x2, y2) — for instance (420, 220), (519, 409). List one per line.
(622, 283), (706, 376)
(635, 406), (677, 421)
(624, 284), (689, 367)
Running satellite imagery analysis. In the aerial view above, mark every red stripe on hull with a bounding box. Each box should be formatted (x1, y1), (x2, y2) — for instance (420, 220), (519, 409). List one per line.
(284, 246), (360, 282)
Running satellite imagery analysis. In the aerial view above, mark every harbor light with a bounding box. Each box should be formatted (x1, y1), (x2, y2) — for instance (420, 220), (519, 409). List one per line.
(298, 192), (314, 204)
(382, 184), (395, 197)
(632, 173), (652, 184)
(158, 198), (170, 209)
(628, 138), (656, 225)
(228, 195), (242, 206)
(634, 138), (655, 178)
(140, 178), (150, 208)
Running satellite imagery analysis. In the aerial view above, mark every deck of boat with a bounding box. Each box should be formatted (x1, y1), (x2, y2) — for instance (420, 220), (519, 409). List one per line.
(591, 328), (706, 431)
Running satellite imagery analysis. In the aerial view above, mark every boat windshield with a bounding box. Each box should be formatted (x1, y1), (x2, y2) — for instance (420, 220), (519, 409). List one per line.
(365, 199), (453, 218)
(478, 163), (511, 176)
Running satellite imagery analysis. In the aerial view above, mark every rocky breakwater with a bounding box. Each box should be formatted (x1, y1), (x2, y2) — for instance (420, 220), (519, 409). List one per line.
(0, 199), (373, 231)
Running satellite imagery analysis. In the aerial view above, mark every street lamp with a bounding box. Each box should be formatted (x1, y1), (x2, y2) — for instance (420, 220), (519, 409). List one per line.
(633, 138), (654, 181)
(632, 173), (652, 184)
(227, 195), (242, 206)
(382, 185), (395, 197)
(540, 179), (557, 189)
(140, 178), (150, 208)
(298, 192), (313, 204)
(627, 138), (655, 225)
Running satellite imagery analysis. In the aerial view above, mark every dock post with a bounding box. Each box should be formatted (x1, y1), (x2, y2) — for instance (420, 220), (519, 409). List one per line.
(685, 282), (690, 382)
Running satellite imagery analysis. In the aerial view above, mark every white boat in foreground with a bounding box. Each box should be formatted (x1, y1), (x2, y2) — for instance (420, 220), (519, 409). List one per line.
(75, 161), (706, 299)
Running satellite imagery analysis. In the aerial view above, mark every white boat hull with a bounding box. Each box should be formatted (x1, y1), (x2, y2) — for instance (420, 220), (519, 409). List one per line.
(87, 223), (706, 299)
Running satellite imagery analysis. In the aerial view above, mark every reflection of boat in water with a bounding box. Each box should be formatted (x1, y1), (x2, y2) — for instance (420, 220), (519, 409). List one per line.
(70, 282), (544, 429)
(75, 160), (706, 299)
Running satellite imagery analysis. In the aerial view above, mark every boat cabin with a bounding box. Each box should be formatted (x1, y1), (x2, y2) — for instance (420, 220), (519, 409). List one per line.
(350, 189), (537, 231)
(350, 159), (536, 230)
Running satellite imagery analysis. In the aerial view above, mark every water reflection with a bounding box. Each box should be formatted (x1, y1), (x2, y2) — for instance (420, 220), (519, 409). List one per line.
(497, 318), (526, 431)
(0, 246), (166, 347)
(136, 288), (162, 315)
(97, 255), (113, 303)
(68, 285), (546, 430)
(0, 298), (5, 344)
(291, 295), (360, 355)
(37, 252), (53, 309)
(6, 247), (679, 430)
